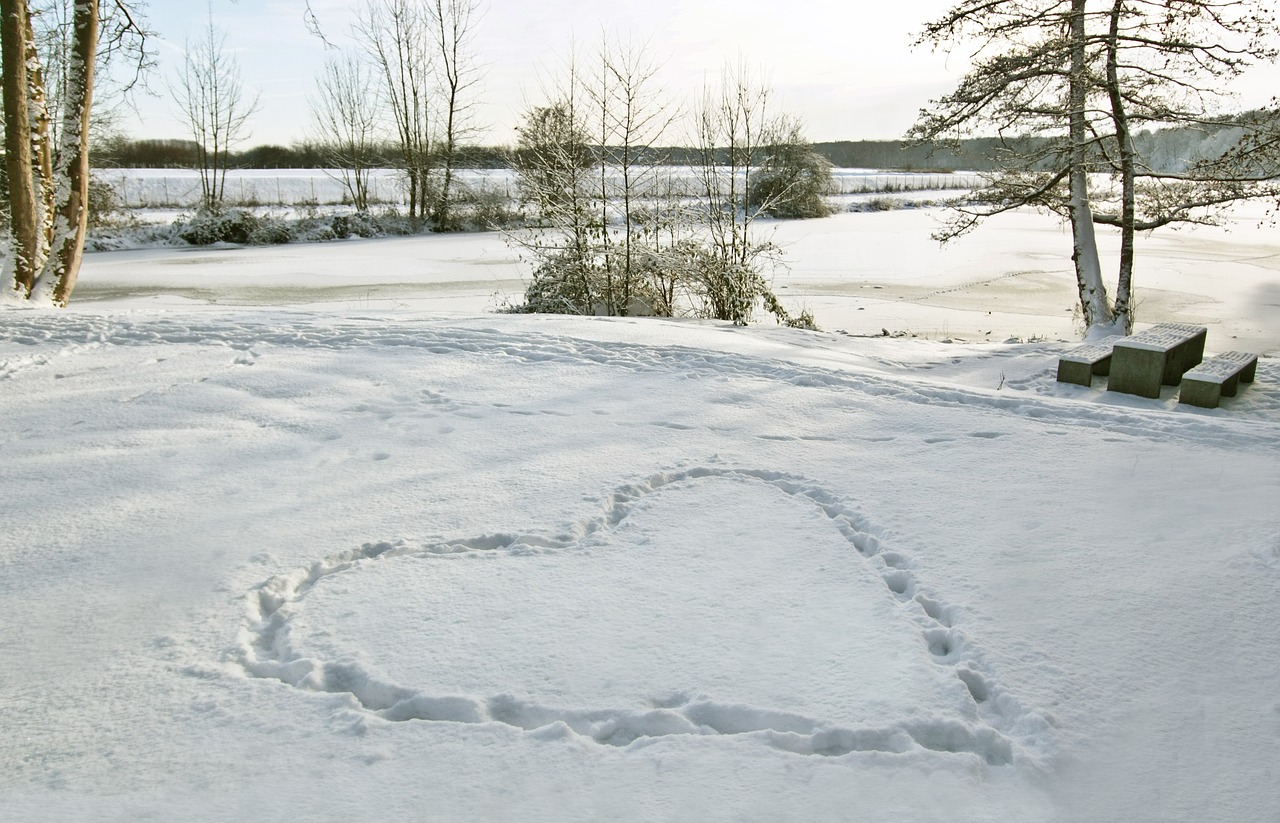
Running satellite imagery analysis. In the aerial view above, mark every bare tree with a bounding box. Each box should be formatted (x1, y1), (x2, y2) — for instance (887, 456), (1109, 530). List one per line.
(36, 0), (95, 304)
(509, 39), (681, 317)
(510, 102), (599, 313)
(311, 50), (383, 211)
(357, 0), (433, 220)
(309, 0), (484, 227)
(747, 115), (833, 219)
(3, 0), (43, 294)
(511, 101), (593, 222)
(26, 2), (56, 255)
(687, 63), (794, 325)
(425, 0), (482, 230)
(172, 9), (260, 211)
(590, 36), (678, 316)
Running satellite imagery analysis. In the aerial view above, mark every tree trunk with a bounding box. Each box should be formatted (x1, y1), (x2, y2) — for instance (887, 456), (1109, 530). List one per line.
(34, 0), (97, 306)
(24, 9), (54, 261)
(1068, 0), (1112, 335)
(1105, 0), (1137, 333)
(2, 0), (39, 296)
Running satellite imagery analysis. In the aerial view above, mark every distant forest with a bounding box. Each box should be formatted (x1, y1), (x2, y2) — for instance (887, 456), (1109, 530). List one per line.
(95, 121), (1246, 175)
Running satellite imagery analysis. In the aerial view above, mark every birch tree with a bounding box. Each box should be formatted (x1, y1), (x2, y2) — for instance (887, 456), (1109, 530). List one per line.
(311, 50), (382, 211)
(1090, 0), (1279, 331)
(4, 0), (144, 305)
(909, 0), (1112, 331)
(357, 0), (433, 220)
(425, 0), (481, 230)
(172, 10), (260, 211)
(4, 0), (44, 295)
(911, 0), (1280, 335)
(686, 64), (806, 326)
(510, 40), (680, 317)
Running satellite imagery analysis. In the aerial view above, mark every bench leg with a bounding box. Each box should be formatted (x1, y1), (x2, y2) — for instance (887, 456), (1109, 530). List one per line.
(1109, 346), (1165, 398)
(1057, 359), (1095, 386)
(1179, 378), (1222, 408)
(1240, 358), (1258, 383)
(1185, 330), (1206, 370)
(1163, 332), (1207, 385)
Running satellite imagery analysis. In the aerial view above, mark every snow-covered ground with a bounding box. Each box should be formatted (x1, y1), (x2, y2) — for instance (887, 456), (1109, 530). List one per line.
(2, 205), (1278, 822)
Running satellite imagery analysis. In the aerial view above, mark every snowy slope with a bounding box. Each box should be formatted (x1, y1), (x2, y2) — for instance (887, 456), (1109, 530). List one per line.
(2, 306), (1277, 822)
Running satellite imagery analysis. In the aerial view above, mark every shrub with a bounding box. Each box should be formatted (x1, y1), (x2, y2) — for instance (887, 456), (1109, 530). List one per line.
(348, 211), (379, 237)
(87, 179), (127, 228)
(512, 249), (597, 315)
(456, 183), (523, 231)
(177, 208), (294, 246)
(747, 122), (834, 220)
(369, 208), (426, 237)
(327, 211), (380, 238)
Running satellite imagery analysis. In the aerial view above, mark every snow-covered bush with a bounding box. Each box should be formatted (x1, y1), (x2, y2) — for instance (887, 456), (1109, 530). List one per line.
(87, 179), (126, 228)
(747, 123), (834, 219)
(455, 183), (523, 231)
(329, 212), (380, 239)
(177, 209), (292, 246)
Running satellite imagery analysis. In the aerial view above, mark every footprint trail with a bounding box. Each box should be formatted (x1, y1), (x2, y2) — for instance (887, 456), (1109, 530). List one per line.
(234, 466), (1052, 767)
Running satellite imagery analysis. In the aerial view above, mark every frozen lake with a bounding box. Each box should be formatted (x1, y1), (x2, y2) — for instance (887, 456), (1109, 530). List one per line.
(75, 205), (1280, 354)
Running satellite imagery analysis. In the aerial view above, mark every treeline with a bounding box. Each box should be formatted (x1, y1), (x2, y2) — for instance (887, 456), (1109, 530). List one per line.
(93, 138), (509, 170)
(818, 121), (1254, 173)
(95, 120), (1251, 174)
(91, 136), (1003, 170)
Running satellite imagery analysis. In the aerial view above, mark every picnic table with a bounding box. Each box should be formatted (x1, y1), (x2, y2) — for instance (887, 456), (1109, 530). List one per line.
(1056, 322), (1261, 405)
(1105, 323), (1206, 399)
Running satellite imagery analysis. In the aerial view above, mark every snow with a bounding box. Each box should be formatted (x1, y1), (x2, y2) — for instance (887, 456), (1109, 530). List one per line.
(2, 204), (1278, 822)
(94, 167), (982, 209)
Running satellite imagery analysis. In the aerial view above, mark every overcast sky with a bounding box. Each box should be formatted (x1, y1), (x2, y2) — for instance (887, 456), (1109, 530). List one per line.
(116, 0), (1279, 148)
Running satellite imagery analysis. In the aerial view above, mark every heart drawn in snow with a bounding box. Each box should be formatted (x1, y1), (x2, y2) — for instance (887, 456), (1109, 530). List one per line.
(236, 467), (1048, 766)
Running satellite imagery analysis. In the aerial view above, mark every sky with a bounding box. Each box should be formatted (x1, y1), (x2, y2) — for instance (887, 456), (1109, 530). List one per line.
(112, 0), (967, 147)
(113, 0), (1280, 150)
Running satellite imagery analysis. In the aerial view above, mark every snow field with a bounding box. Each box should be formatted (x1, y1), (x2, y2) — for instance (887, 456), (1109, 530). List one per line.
(2, 309), (1278, 821)
(3, 197), (1280, 820)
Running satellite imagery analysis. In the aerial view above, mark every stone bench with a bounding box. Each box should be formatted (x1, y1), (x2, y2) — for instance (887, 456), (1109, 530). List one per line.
(1107, 323), (1207, 398)
(1178, 351), (1259, 408)
(1056, 336), (1123, 387)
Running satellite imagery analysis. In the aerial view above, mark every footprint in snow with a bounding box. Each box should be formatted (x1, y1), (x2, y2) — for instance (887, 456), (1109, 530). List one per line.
(236, 467), (1049, 767)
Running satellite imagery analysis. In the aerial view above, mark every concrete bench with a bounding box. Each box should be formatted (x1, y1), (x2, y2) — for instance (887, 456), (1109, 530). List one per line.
(1107, 323), (1207, 398)
(1178, 351), (1258, 408)
(1056, 336), (1123, 387)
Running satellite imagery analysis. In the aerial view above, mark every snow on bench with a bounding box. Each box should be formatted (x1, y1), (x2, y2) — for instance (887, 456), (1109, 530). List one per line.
(1106, 323), (1207, 399)
(1056, 336), (1123, 387)
(1178, 351), (1259, 408)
